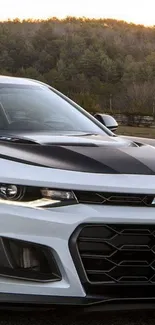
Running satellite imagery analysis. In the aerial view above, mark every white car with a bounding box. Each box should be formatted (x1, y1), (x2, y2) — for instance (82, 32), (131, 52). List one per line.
(0, 75), (154, 312)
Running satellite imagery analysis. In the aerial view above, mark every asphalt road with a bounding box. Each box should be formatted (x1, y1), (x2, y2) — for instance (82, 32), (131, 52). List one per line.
(0, 310), (155, 325)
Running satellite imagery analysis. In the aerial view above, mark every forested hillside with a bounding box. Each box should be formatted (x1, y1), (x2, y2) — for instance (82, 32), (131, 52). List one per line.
(0, 17), (155, 115)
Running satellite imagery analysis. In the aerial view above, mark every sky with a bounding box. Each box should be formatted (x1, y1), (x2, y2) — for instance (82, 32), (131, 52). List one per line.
(1, 0), (155, 26)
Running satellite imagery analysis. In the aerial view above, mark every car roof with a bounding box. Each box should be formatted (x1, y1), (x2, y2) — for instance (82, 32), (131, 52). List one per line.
(0, 75), (42, 86)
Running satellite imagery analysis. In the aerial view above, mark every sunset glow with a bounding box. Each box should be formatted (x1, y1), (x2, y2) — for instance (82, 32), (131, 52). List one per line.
(1, 0), (155, 26)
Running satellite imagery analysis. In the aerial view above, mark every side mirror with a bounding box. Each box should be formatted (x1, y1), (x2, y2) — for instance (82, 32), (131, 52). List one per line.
(94, 113), (118, 132)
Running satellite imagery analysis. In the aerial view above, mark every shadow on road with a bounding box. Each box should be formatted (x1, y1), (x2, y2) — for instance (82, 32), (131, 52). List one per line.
(0, 310), (154, 325)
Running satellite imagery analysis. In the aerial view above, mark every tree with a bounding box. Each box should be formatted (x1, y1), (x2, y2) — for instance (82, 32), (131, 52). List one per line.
(0, 17), (155, 116)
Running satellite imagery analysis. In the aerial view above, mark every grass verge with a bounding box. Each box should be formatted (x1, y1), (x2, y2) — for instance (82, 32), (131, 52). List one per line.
(117, 126), (155, 138)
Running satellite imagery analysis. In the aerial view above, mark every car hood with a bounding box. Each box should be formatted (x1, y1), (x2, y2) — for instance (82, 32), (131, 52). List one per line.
(0, 132), (155, 175)
(121, 135), (155, 147)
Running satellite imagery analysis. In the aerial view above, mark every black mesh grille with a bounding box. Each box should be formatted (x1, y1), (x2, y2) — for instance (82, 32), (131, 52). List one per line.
(75, 191), (154, 207)
(76, 224), (155, 285)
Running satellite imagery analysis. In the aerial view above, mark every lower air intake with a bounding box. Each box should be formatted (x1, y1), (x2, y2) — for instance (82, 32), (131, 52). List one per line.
(0, 237), (61, 282)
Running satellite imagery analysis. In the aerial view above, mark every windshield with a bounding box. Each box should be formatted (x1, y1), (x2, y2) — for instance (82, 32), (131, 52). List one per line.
(0, 83), (111, 135)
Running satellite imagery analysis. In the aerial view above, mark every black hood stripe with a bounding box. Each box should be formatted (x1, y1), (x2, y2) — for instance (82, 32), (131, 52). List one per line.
(69, 146), (154, 175)
(121, 146), (155, 173)
(0, 142), (155, 175)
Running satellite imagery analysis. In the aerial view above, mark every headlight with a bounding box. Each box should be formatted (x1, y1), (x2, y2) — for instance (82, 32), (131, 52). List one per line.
(0, 184), (78, 208)
(0, 184), (25, 200)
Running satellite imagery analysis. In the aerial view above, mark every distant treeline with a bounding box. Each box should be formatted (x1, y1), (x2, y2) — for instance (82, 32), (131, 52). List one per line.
(1, 17), (155, 115)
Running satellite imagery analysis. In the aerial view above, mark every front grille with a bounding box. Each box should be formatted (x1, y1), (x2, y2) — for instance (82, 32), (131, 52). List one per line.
(70, 224), (155, 286)
(74, 191), (155, 207)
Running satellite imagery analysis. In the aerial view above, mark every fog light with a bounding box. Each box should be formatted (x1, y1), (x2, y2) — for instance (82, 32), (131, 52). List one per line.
(20, 247), (41, 270)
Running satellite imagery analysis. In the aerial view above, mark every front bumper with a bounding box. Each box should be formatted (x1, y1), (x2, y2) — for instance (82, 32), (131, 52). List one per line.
(0, 202), (155, 311)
